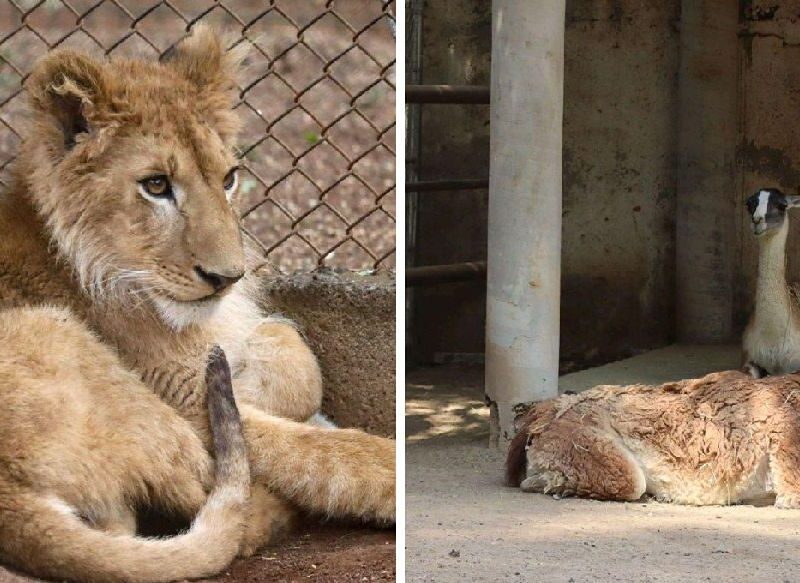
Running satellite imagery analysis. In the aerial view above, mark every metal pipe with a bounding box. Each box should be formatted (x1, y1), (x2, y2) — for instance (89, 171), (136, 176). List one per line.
(675, 0), (738, 343)
(405, 0), (424, 350)
(405, 84), (490, 104)
(485, 0), (565, 447)
(406, 179), (489, 192)
(406, 261), (487, 285)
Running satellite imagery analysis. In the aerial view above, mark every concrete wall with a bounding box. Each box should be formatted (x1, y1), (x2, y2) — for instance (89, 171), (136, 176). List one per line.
(411, 0), (490, 362)
(560, 0), (680, 366)
(412, 0), (682, 367)
(413, 0), (800, 366)
(262, 271), (395, 437)
(737, 0), (800, 328)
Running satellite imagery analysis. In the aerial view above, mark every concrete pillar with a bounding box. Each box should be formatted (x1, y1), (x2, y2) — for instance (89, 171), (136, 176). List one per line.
(485, 0), (565, 446)
(675, 0), (739, 343)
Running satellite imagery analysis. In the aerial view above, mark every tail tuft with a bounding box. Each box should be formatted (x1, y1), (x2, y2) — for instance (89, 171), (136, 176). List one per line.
(206, 345), (234, 401)
(205, 344), (248, 486)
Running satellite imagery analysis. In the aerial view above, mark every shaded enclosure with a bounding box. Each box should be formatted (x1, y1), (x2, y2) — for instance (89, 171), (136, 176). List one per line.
(405, 3), (800, 580)
(408, 0), (800, 367)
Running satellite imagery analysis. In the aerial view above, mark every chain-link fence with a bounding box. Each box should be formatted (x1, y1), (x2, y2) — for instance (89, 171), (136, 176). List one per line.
(0, 0), (396, 273)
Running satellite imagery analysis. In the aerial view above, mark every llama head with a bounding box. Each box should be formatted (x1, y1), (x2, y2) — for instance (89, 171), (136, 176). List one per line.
(746, 188), (800, 236)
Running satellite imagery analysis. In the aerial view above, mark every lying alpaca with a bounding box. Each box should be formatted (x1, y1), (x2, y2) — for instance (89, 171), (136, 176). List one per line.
(742, 188), (800, 377)
(507, 370), (800, 506)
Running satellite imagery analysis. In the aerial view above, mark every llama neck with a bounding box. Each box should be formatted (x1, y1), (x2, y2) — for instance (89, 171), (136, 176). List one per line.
(755, 221), (794, 322)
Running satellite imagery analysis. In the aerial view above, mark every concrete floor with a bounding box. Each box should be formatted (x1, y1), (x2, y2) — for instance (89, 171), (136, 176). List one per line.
(406, 345), (800, 582)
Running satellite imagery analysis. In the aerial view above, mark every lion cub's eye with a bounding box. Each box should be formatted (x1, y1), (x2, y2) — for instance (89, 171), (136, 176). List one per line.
(139, 175), (173, 200)
(223, 168), (238, 193)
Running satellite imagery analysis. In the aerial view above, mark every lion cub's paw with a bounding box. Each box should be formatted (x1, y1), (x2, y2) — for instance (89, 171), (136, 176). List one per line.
(364, 434), (396, 524)
(374, 438), (396, 526)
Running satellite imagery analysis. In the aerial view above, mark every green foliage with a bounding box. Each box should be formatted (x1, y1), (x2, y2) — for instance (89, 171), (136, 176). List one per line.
(303, 130), (320, 145)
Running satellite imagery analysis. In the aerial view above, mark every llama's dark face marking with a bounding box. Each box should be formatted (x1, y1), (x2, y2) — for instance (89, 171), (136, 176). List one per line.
(747, 188), (795, 236)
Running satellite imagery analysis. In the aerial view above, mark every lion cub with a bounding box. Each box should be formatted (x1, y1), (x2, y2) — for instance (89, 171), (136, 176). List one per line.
(508, 371), (800, 507)
(0, 24), (395, 564)
(0, 307), (249, 582)
(0, 24), (394, 555)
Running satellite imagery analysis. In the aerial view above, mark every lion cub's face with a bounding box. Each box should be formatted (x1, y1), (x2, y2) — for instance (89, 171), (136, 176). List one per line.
(22, 26), (248, 328)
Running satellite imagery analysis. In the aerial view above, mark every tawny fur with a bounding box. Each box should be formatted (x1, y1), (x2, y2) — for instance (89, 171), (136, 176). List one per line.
(0, 25), (394, 580)
(742, 189), (800, 377)
(508, 371), (800, 507)
(0, 308), (251, 582)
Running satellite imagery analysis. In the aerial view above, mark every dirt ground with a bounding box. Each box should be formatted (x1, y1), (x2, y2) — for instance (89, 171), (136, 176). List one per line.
(0, 522), (395, 583)
(406, 349), (800, 583)
(201, 523), (395, 583)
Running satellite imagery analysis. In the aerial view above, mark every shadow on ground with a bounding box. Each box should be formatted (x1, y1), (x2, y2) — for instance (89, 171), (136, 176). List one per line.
(406, 364), (489, 444)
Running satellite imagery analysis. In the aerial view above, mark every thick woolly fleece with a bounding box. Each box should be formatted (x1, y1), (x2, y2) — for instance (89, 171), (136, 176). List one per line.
(509, 371), (800, 508)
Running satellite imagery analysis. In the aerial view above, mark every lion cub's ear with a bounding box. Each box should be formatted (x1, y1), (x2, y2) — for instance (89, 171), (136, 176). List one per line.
(162, 24), (246, 144)
(26, 50), (109, 150)
(162, 24), (246, 96)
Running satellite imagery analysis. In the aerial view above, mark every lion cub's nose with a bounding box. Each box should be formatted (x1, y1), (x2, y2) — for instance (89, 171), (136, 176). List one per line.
(194, 265), (244, 292)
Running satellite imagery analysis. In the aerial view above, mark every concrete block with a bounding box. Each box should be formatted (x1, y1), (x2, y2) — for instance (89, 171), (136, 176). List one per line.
(260, 270), (396, 437)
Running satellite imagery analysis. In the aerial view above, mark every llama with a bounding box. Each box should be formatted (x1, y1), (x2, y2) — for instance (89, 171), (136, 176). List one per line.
(742, 188), (800, 377)
(504, 189), (800, 505)
(506, 370), (800, 506)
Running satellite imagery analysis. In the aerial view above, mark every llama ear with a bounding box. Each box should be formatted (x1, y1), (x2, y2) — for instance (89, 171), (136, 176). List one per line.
(161, 24), (246, 94)
(26, 49), (109, 149)
(787, 195), (800, 208)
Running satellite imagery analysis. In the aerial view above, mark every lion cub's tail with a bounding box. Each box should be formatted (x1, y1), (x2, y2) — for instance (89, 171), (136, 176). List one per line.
(0, 346), (250, 583)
